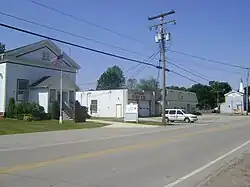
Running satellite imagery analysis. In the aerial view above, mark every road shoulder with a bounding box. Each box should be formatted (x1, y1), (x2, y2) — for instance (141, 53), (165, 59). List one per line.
(197, 151), (250, 187)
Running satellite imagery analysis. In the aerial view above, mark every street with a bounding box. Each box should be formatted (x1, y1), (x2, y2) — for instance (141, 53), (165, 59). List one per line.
(0, 115), (250, 187)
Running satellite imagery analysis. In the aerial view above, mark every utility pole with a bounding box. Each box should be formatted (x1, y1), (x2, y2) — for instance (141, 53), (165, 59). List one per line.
(148, 10), (175, 125)
(216, 90), (219, 108)
(246, 68), (249, 115)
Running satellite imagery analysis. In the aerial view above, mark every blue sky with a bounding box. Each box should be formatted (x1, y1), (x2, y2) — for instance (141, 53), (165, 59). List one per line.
(0, 0), (249, 90)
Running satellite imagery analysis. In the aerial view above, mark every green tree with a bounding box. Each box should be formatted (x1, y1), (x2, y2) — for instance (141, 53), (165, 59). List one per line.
(209, 81), (232, 104)
(0, 43), (5, 53)
(136, 77), (159, 91)
(6, 98), (16, 118)
(96, 65), (125, 90)
(167, 85), (188, 91)
(126, 78), (137, 89)
(188, 81), (231, 109)
(188, 84), (214, 109)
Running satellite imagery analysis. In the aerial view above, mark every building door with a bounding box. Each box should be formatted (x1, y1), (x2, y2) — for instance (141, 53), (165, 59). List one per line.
(116, 104), (122, 118)
(187, 104), (191, 113)
(57, 92), (68, 103)
(138, 101), (150, 117)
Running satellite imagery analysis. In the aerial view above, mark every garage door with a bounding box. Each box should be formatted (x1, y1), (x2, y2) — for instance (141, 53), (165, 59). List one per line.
(138, 101), (150, 117)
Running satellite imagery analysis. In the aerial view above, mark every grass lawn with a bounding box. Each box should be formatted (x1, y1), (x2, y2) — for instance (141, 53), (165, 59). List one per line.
(0, 119), (107, 135)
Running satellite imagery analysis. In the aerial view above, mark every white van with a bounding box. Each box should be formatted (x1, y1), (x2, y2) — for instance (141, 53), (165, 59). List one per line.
(165, 109), (198, 123)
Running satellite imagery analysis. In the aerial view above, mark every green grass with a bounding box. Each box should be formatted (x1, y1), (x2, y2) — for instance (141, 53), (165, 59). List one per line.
(0, 119), (107, 135)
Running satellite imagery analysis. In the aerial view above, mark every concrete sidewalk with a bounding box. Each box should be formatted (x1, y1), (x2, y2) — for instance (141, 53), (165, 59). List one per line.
(88, 119), (158, 128)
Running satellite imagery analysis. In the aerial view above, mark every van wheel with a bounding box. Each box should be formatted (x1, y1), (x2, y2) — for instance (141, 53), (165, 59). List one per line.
(184, 118), (190, 123)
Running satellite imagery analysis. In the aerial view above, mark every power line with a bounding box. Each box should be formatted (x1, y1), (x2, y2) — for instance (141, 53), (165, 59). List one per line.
(131, 50), (160, 78)
(28, 0), (144, 44)
(27, 1), (246, 71)
(0, 22), (203, 84)
(167, 57), (245, 76)
(0, 23), (163, 69)
(169, 69), (201, 84)
(168, 49), (247, 69)
(28, 1), (246, 72)
(0, 11), (147, 58)
(125, 51), (159, 73)
(167, 60), (210, 82)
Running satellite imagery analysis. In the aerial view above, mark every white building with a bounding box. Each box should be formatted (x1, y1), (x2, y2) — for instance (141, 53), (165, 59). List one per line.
(220, 80), (249, 114)
(76, 88), (198, 118)
(0, 40), (80, 116)
(76, 89), (156, 118)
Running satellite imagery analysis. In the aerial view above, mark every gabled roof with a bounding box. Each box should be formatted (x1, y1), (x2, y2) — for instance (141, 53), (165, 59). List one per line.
(30, 75), (79, 90)
(224, 90), (244, 96)
(4, 40), (81, 69)
(29, 76), (51, 87)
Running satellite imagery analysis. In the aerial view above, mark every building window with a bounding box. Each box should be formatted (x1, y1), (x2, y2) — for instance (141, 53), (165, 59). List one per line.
(42, 51), (50, 61)
(16, 79), (29, 101)
(50, 89), (56, 103)
(90, 100), (97, 113)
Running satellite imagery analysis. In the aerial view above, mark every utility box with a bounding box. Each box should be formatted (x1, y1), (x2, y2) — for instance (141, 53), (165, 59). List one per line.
(124, 103), (139, 123)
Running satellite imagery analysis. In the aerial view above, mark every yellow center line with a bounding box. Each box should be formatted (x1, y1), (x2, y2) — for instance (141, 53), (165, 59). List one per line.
(0, 124), (234, 174)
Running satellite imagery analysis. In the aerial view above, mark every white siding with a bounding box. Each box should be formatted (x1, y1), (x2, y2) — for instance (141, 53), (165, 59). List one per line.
(18, 47), (57, 63)
(220, 92), (244, 114)
(0, 63), (6, 113)
(5, 63), (76, 106)
(30, 88), (48, 113)
(17, 47), (71, 69)
(76, 90), (126, 118)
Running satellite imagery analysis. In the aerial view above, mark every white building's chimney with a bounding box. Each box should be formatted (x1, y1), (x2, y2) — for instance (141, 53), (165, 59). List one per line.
(239, 78), (244, 93)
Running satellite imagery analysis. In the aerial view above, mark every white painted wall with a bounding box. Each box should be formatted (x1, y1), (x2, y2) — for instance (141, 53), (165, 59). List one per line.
(220, 92), (244, 114)
(76, 89), (127, 118)
(0, 63), (6, 113)
(30, 88), (48, 113)
(19, 47), (57, 63)
(5, 63), (76, 107)
(18, 47), (71, 69)
(38, 91), (49, 113)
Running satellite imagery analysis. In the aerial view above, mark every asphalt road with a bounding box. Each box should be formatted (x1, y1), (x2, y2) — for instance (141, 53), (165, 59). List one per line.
(0, 115), (250, 187)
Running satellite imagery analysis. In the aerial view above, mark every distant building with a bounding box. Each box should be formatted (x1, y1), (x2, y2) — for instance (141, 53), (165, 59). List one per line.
(156, 89), (198, 115)
(76, 88), (198, 118)
(76, 89), (157, 118)
(220, 80), (249, 114)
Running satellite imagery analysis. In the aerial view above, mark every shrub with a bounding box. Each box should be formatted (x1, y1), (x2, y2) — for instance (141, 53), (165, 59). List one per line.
(74, 101), (87, 123)
(15, 102), (48, 121)
(16, 114), (24, 120)
(31, 103), (45, 119)
(23, 114), (33, 121)
(6, 98), (16, 118)
(51, 101), (59, 119)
